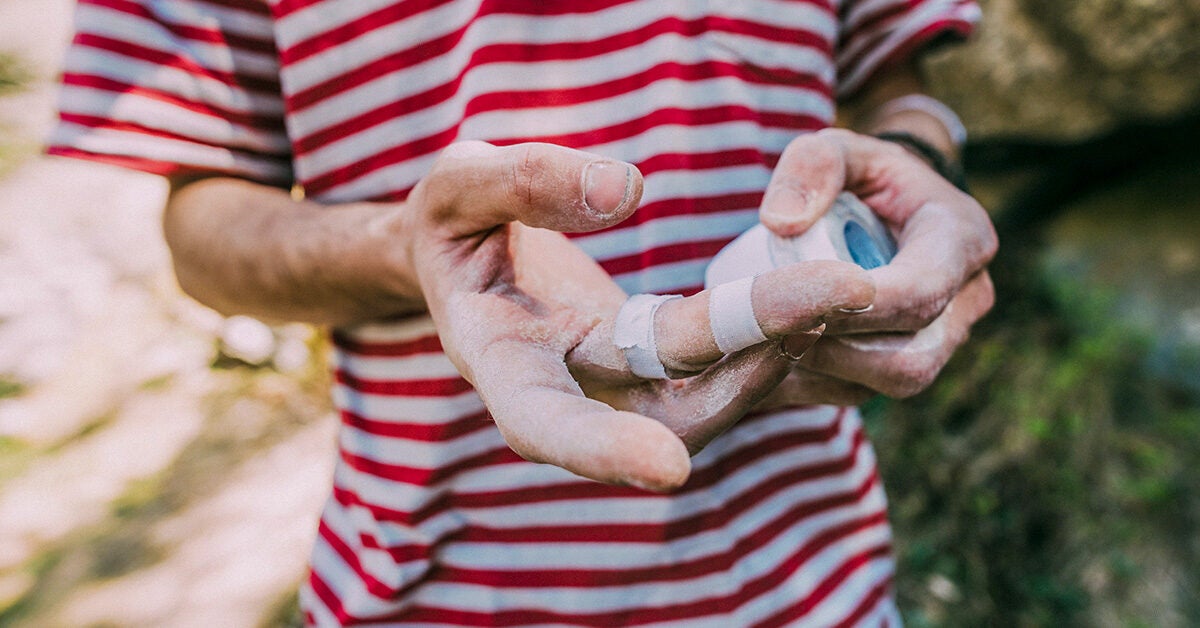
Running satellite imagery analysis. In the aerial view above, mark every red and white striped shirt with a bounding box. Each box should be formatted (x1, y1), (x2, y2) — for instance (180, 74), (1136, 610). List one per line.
(51, 1), (978, 625)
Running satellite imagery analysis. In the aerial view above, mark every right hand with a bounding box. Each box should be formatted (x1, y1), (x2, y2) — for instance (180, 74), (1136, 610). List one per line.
(394, 141), (875, 491)
(754, 129), (997, 406)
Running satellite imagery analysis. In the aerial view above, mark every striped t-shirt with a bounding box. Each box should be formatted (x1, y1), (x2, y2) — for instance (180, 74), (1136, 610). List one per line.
(51, 1), (979, 625)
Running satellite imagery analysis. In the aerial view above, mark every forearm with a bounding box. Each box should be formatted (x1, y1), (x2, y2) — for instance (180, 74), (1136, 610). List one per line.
(164, 177), (424, 326)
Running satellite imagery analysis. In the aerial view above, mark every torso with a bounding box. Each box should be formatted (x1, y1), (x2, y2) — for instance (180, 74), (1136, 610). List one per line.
(289, 2), (897, 624)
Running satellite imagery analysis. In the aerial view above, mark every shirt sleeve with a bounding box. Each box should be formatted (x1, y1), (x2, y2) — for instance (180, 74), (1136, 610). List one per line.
(47, 0), (293, 186)
(836, 0), (981, 98)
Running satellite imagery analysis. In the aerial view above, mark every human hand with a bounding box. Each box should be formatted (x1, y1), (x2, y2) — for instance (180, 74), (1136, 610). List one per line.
(754, 128), (997, 405)
(401, 141), (874, 491)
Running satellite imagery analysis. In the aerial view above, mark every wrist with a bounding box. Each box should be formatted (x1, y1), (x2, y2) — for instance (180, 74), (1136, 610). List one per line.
(869, 94), (967, 154)
(874, 131), (969, 192)
(360, 200), (428, 313)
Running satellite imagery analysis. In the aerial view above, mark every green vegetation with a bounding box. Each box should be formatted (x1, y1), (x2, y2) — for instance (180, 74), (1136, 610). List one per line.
(0, 52), (30, 95)
(0, 51), (35, 175)
(0, 367), (332, 626)
(0, 377), (24, 399)
(0, 435), (35, 486)
(867, 172), (1200, 625)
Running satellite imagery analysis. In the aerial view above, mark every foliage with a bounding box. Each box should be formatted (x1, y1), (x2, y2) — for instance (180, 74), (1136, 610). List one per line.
(0, 377), (25, 399)
(0, 51), (35, 175)
(0, 52), (29, 94)
(865, 224), (1200, 626)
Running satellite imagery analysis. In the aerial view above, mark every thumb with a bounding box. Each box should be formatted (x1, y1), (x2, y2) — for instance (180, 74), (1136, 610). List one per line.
(412, 140), (643, 236)
(759, 131), (846, 237)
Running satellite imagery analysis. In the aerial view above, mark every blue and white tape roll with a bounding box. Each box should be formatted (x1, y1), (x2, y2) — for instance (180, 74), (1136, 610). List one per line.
(705, 192), (896, 288)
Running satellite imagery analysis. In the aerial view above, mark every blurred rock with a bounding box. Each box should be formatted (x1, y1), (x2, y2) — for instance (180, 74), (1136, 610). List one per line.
(925, 0), (1200, 141)
(0, 158), (170, 386)
(0, 0), (77, 149)
(219, 316), (277, 366)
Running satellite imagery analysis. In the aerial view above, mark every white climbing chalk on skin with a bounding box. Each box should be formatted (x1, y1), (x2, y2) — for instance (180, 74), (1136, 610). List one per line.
(708, 276), (768, 354)
(613, 293), (682, 379)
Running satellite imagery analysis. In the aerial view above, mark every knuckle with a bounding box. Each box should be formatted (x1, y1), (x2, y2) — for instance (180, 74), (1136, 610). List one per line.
(438, 139), (490, 161)
(507, 144), (538, 210)
(417, 141), (492, 216)
(979, 275), (997, 314)
(973, 219), (1000, 266)
(905, 294), (949, 330)
(815, 127), (852, 143)
(498, 429), (547, 465)
(885, 354), (942, 398)
(983, 222), (1000, 261)
(885, 374), (929, 399)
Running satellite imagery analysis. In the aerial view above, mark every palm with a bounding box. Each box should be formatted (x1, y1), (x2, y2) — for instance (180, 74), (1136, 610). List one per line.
(407, 141), (872, 491)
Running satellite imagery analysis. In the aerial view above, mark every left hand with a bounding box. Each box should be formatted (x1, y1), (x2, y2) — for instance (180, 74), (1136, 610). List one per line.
(755, 128), (998, 404)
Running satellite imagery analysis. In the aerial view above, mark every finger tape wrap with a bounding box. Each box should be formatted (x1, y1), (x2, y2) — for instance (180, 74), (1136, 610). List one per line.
(613, 293), (681, 379)
(708, 276), (768, 354)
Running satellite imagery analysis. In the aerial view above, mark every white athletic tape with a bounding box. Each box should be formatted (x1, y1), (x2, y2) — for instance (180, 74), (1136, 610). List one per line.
(872, 94), (968, 147)
(613, 293), (682, 379)
(708, 276), (768, 354)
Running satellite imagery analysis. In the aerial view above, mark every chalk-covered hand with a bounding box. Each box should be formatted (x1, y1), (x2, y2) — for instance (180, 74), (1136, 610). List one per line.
(405, 141), (874, 491)
(755, 129), (997, 406)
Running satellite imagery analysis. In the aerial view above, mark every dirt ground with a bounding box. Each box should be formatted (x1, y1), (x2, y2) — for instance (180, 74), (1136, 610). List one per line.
(0, 1), (338, 625)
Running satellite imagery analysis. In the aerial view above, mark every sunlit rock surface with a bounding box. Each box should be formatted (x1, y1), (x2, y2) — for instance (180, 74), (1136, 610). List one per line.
(926, 0), (1200, 141)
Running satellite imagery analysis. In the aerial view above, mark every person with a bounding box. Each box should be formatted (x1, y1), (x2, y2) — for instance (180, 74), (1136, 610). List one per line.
(51, 0), (996, 624)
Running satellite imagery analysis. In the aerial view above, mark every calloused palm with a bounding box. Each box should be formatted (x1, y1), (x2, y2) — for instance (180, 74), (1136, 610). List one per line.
(403, 141), (874, 491)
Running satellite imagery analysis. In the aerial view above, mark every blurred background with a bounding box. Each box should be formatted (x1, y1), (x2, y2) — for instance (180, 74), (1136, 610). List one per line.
(0, 0), (1197, 626)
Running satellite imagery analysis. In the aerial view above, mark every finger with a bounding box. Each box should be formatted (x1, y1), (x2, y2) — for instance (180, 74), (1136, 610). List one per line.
(759, 133), (846, 236)
(566, 260), (874, 382)
(759, 130), (997, 334)
(801, 271), (995, 398)
(650, 342), (799, 453)
(656, 260), (874, 374)
(411, 140), (643, 236)
(753, 368), (878, 409)
(470, 337), (692, 492)
(831, 202), (996, 334)
(761, 128), (959, 235)
(595, 342), (801, 455)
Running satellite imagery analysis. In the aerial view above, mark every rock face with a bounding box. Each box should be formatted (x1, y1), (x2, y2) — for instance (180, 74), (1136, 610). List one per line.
(923, 0), (1200, 141)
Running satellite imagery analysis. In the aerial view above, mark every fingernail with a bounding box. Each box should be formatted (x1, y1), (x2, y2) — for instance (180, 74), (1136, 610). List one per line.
(828, 304), (874, 319)
(759, 184), (812, 237)
(781, 323), (825, 360)
(583, 161), (633, 217)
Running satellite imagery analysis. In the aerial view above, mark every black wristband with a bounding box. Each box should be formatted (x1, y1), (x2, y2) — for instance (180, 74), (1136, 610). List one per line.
(874, 131), (969, 192)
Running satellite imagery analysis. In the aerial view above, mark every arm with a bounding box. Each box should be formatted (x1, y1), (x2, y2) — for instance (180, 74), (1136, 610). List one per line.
(164, 141), (875, 489)
(164, 178), (422, 326)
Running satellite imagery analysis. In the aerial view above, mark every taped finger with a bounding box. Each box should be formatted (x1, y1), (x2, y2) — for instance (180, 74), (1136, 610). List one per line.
(708, 276), (769, 354)
(613, 293), (683, 379)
